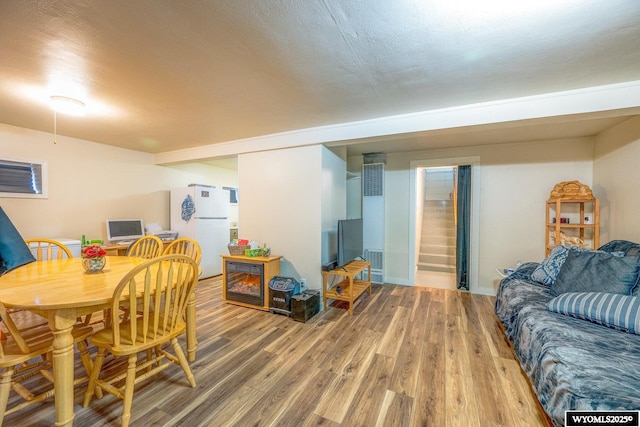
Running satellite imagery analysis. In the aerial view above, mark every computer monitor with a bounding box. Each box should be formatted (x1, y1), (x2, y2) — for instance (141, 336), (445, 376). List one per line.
(105, 219), (145, 242)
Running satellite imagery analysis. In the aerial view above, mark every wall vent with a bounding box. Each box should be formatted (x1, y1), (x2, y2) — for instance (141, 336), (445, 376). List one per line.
(363, 163), (384, 197)
(364, 249), (384, 284)
(364, 249), (383, 270)
(369, 271), (384, 284)
(363, 161), (385, 284)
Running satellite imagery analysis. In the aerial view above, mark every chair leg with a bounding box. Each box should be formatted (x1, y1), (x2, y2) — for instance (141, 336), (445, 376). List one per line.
(76, 339), (92, 377)
(0, 367), (15, 425)
(171, 338), (196, 388)
(83, 347), (106, 407)
(76, 339), (103, 399)
(121, 353), (137, 427)
(145, 348), (153, 373)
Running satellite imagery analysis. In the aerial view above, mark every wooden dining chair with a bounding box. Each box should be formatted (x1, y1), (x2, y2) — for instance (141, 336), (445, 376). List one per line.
(16, 239), (74, 327)
(125, 235), (163, 259)
(24, 238), (72, 261)
(162, 237), (201, 266)
(82, 255), (199, 427)
(0, 302), (94, 425)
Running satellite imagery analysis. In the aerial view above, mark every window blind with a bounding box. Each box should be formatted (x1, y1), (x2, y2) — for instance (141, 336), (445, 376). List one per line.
(0, 160), (43, 194)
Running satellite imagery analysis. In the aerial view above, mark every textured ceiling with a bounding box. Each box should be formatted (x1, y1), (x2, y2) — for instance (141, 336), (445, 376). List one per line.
(0, 1), (639, 157)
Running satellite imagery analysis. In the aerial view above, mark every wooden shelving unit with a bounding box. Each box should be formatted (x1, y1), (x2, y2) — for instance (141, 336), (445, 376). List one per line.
(323, 259), (371, 315)
(545, 181), (599, 256)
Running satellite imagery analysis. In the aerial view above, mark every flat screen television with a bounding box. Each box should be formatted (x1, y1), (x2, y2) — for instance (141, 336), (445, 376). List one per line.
(337, 218), (363, 266)
(105, 219), (145, 242)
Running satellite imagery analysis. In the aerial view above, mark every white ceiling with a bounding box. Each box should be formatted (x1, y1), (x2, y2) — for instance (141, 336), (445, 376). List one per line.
(1, 1), (639, 161)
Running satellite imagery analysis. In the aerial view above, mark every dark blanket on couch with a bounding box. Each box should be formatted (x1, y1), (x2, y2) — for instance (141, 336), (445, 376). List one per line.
(495, 249), (640, 426)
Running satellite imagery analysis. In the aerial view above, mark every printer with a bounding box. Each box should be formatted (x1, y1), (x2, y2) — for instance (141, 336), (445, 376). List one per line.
(145, 223), (179, 241)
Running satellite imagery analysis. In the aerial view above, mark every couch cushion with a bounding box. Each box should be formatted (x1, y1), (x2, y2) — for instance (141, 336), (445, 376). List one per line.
(531, 245), (574, 285)
(531, 245), (622, 286)
(598, 240), (640, 256)
(550, 250), (640, 296)
(547, 292), (640, 334)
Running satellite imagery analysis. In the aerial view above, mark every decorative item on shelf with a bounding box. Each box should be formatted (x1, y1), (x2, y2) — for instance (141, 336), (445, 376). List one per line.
(81, 244), (107, 273)
(228, 239), (249, 255)
(244, 248), (262, 257)
(244, 241), (270, 257)
(549, 180), (593, 200)
(262, 244), (271, 257)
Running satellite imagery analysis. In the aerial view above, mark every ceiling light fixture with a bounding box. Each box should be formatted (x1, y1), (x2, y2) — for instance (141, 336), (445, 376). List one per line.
(50, 95), (86, 116)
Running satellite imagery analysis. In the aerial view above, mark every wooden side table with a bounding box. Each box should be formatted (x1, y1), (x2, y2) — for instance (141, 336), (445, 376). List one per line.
(323, 259), (371, 315)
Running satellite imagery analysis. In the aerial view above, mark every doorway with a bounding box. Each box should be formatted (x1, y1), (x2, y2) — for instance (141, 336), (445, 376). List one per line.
(414, 167), (457, 290)
(408, 156), (479, 291)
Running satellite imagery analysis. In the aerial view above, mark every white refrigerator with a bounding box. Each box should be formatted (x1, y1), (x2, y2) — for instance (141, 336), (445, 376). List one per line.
(170, 185), (230, 278)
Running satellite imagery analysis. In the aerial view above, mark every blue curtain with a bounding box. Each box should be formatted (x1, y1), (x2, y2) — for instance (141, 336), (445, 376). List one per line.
(456, 165), (471, 291)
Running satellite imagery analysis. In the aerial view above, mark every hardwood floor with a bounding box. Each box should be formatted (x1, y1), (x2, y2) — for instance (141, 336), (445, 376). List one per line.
(6, 277), (549, 426)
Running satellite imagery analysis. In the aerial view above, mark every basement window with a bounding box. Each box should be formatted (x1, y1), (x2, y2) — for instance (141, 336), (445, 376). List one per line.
(0, 158), (48, 199)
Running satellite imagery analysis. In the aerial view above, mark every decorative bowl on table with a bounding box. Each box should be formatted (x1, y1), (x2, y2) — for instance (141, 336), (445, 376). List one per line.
(81, 244), (107, 273)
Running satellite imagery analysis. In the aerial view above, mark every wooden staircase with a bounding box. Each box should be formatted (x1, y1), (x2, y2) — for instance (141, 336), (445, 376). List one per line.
(418, 200), (456, 273)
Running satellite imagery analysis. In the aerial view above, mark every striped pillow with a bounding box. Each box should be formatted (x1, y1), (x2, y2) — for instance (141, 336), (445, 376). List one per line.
(547, 292), (640, 334)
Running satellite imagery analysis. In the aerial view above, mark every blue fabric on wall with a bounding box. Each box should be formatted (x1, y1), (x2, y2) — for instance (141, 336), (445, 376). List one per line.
(0, 206), (35, 275)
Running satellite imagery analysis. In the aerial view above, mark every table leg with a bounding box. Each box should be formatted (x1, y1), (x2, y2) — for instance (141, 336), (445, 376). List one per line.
(49, 309), (78, 427)
(186, 293), (197, 362)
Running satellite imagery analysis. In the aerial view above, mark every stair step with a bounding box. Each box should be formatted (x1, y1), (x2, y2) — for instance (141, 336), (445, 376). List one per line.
(422, 228), (456, 238)
(423, 210), (454, 218)
(421, 235), (456, 246)
(420, 244), (455, 256)
(417, 262), (456, 273)
(422, 217), (456, 228)
(419, 253), (455, 265)
(424, 200), (453, 206)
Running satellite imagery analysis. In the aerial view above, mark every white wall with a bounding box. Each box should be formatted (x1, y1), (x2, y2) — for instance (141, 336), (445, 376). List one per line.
(238, 145), (345, 290)
(348, 137), (594, 294)
(0, 123), (237, 242)
(593, 116), (640, 243)
(322, 147), (347, 266)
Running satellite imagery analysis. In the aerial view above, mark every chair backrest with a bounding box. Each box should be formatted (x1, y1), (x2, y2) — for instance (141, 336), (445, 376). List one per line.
(24, 238), (73, 261)
(125, 235), (163, 259)
(0, 301), (31, 356)
(162, 238), (202, 266)
(110, 255), (199, 348)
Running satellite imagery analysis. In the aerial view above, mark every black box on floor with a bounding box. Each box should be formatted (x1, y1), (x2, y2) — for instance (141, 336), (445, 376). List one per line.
(291, 290), (320, 322)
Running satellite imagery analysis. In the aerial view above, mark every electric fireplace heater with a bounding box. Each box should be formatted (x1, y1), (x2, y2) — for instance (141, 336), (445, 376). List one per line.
(225, 260), (264, 307)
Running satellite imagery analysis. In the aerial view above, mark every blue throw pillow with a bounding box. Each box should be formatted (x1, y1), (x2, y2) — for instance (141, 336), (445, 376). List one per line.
(547, 292), (640, 334)
(550, 249), (640, 296)
(531, 245), (572, 285)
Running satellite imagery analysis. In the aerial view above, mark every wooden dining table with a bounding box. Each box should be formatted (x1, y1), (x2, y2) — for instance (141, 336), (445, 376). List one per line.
(0, 256), (198, 426)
